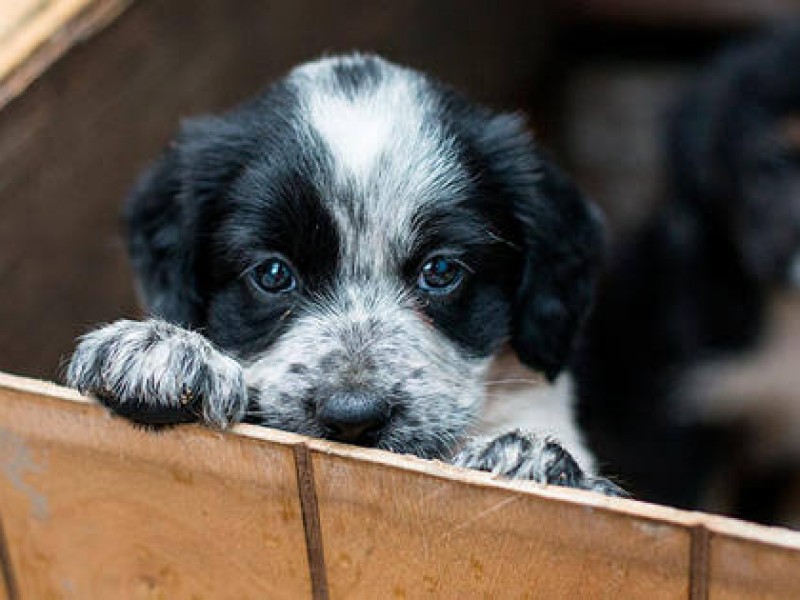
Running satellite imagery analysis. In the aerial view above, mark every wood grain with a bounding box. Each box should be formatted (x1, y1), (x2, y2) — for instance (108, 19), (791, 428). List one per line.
(0, 373), (800, 597)
(310, 447), (691, 599)
(0, 0), (131, 108)
(707, 517), (800, 600)
(0, 372), (311, 599)
(0, 515), (14, 600)
(0, 0), (45, 43)
(0, 0), (93, 75)
(303, 438), (800, 599)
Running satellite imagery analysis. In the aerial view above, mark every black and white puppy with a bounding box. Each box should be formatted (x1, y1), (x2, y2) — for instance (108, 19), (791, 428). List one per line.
(67, 54), (618, 494)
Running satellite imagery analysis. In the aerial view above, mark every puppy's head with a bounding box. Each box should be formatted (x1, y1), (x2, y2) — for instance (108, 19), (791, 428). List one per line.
(667, 26), (800, 287)
(127, 55), (602, 457)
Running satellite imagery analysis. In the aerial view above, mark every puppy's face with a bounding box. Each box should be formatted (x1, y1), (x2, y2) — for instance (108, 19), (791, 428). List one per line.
(127, 55), (602, 458)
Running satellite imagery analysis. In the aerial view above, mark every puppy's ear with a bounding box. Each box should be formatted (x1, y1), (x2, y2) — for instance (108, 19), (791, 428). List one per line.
(125, 115), (254, 326)
(513, 159), (605, 380)
(480, 115), (605, 380)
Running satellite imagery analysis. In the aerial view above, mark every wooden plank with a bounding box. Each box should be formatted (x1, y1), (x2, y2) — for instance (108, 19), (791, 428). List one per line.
(0, 516), (13, 600)
(0, 0), (132, 109)
(707, 518), (800, 600)
(0, 372), (312, 599)
(0, 0), (45, 43)
(0, 373), (800, 596)
(309, 444), (692, 599)
(0, 0), (94, 80)
(308, 439), (800, 598)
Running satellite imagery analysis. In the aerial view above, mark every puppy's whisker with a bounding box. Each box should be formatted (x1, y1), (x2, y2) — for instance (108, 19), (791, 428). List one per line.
(484, 227), (520, 251)
(264, 302), (300, 337)
(484, 378), (543, 386)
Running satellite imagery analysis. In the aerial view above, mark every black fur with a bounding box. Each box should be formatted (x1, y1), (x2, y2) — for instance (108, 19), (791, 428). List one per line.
(126, 68), (603, 378)
(577, 26), (800, 519)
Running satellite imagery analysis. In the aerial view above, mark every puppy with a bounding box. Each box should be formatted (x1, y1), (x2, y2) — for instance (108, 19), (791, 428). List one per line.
(577, 27), (800, 521)
(67, 54), (619, 495)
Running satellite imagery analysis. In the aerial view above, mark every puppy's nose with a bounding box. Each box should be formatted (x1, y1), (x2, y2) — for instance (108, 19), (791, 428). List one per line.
(317, 390), (389, 445)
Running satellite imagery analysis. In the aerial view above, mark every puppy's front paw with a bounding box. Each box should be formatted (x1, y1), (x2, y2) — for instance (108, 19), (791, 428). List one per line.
(452, 430), (626, 497)
(66, 319), (246, 428)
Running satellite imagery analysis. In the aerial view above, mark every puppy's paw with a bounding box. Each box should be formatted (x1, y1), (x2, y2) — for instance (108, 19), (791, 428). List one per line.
(66, 319), (246, 429)
(452, 430), (626, 497)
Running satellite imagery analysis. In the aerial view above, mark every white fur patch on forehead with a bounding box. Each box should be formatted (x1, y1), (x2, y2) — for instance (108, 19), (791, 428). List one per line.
(291, 55), (432, 177)
(310, 94), (393, 175)
(289, 55), (471, 273)
(295, 61), (399, 176)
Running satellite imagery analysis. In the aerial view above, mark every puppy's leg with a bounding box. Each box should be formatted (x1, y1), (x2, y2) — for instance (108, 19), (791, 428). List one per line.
(66, 319), (247, 428)
(452, 430), (626, 497)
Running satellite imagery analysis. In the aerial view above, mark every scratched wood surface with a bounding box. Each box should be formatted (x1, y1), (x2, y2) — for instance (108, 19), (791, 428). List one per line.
(310, 449), (691, 599)
(0, 373), (311, 599)
(707, 518), (800, 600)
(1, 373), (800, 598)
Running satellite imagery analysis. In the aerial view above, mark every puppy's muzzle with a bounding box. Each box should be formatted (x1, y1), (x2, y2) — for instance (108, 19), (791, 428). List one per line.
(317, 389), (391, 445)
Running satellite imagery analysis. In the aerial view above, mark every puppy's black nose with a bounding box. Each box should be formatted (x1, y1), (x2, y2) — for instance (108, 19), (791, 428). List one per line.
(317, 390), (389, 445)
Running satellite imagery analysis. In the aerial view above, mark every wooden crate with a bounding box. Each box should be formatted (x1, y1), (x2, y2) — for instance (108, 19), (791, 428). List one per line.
(1, 372), (799, 598)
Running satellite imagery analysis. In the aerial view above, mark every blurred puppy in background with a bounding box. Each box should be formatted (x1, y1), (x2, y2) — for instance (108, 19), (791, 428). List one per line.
(67, 54), (621, 495)
(577, 26), (800, 524)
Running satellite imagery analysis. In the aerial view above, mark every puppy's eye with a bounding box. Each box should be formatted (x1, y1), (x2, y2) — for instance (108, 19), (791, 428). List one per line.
(418, 256), (465, 295)
(251, 258), (297, 293)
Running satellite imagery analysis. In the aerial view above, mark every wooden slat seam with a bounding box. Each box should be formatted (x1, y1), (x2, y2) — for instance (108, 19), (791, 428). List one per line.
(0, 515), (19, 600)
(293, 443), (329, 600)
(689, 523), (710, 600)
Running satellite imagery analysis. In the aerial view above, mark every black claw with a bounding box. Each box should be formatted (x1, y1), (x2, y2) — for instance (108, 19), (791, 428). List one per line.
(95, 391), (201, 426)
(543, 440), (584, 487)
(584, 477), (629, 498)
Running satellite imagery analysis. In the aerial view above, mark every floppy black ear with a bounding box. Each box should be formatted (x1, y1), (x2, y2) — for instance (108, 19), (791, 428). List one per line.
(125, 115), (255, 327)
(512, 158), (605, 380)
(478, 114), (605, 380)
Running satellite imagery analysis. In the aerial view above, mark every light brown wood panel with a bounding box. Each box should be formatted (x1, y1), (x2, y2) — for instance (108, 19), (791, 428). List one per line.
(0, 524), (12, 600)
(0, 0), (46, 43)
(0, 0), (94, 68)
(0, 372), (311, 599)
(2, 374), (800, 597)
(0, 0), (131, 108)
(309, 445), (692, 599)
(708, 518), (800, 600)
